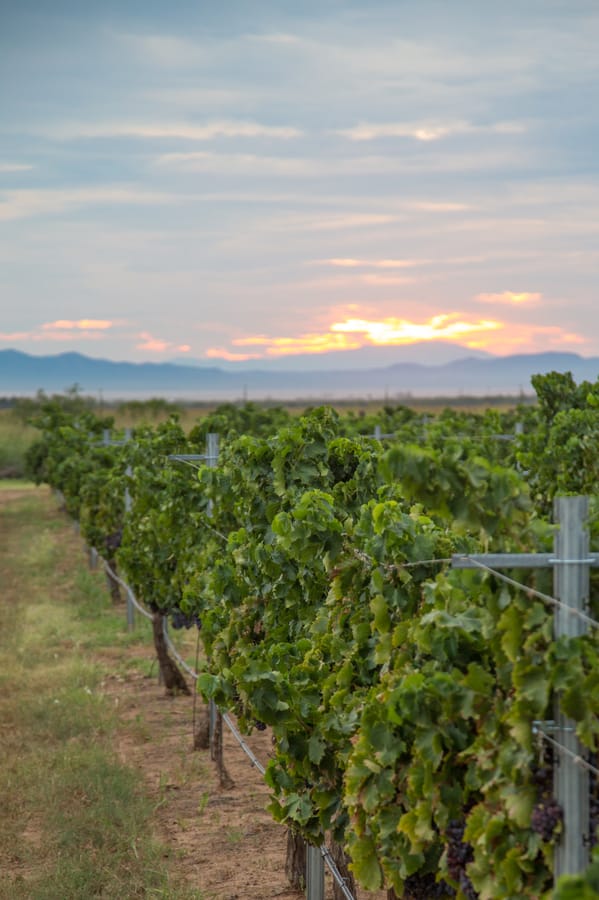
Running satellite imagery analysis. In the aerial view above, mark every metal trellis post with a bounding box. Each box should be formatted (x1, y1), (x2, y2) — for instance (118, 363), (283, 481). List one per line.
(206, 433), (220, 748)
(452, 495), (594, 883)
(553, 496), (590, 878)
(306, 845), (325, 900)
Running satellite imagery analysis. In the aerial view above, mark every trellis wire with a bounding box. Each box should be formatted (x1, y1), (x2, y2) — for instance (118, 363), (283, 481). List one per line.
(534, 726), (599, 779)
(353, 548), (454, 570)
(102, 559), (152, 621)
(460, 555), (599, 631)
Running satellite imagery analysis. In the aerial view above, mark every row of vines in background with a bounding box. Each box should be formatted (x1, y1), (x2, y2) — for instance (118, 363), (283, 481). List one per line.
(25, 372), (599, 899)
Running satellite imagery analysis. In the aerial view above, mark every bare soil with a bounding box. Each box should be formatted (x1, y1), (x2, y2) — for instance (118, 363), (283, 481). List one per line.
(99, 657), (301, 899)
(99, 653), (385, 900)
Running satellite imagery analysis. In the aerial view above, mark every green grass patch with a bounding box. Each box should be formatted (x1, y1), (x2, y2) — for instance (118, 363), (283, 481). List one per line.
(0, 412), (36, 477)
(0, 487), (203, 899)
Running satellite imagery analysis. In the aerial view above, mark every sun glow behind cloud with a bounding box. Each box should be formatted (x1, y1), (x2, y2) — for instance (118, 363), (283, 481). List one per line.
(206, 314), (504, 360)
(332, 315), (501, 344)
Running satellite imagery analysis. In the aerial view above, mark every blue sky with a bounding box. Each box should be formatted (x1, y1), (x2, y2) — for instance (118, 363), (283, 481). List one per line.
(1, 0), (598, 365)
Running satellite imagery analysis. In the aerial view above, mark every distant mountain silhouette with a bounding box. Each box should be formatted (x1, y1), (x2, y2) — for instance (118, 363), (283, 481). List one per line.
(1, 348), (598, 399)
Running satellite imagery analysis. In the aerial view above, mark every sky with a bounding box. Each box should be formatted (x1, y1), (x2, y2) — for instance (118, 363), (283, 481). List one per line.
(1, 0), (598, 367)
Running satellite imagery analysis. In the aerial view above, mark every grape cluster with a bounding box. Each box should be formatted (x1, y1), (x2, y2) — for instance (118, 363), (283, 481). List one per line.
(170, 610), (201, 630)
(445, 819), (477, 898)
(530, 747), (563, 843)
(589, 753), (598, 848)
(253, 720), (267, 732)
(531, 798), (563, 841)
(458, 872), (478, 900)
(403, 871), (455, 898)
(104, 527), (123, 552)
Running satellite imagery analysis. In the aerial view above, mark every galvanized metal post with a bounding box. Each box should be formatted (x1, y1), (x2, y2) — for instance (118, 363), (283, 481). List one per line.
(306, 845), (325, 900)
(206, 433), (219, 746)
(553, 496), (590, 878)
(452, 496), (596, 886)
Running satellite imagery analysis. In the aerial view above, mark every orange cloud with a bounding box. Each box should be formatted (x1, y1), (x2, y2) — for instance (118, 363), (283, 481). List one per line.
(232, 332), (361, 355)
(206, 314), (503, 361)
(136, 332), (192, 353)
(483, 325), (587, 353)
(475, 291), (542, 305)
(205, 348), (263, 362)
(325, 257), (427, 269)
(136, 331), (172, 352)
(43, 319), (113, 331)
(0, 331), (34, 341)
(331, 314), (501, 344)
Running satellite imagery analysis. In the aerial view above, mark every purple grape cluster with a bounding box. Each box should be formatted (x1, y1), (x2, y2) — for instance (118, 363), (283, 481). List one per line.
(403, 871), (455, 898)
(445, 819), (477, 898)
(531, 799), (563, 841)
(170, 609), (201, 630)
(104, 527), (123, 552)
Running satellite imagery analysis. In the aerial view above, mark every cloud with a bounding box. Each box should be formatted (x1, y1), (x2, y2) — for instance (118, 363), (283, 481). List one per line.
(409, 202), (472, 212)
(0, 187), (177, 221)
(209, 331), (363, 359)
(42, 319), (113, 331)
(321, 256), (485, 271)
(206, 314), (503, 360)
(136, 331), (190, 353)
(324, 258), (428, 269)
(336, 120), (527, 142)
(45, 120), (302, 141)
(153, 148), (526, 177)
(0, 163), (33, 173)
(0, 331), (35, 341)
(332, 315), (501, 345)
(205, 313), (589, 361)
(475, 291), (542, 305)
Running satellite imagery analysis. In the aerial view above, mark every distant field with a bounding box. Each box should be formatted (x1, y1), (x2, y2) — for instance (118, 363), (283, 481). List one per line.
(0, 393), (534, 479)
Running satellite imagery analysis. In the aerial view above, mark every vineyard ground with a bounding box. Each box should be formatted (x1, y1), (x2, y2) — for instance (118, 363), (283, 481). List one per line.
(0, 484), (387, 900)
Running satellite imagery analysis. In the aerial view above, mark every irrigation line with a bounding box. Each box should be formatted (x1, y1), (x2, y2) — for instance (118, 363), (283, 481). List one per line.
(461, 556), (599, 631)
(533, 727), (599, 778)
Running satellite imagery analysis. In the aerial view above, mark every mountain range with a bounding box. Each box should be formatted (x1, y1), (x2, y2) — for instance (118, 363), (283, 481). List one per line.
(1, 348), (598, 400)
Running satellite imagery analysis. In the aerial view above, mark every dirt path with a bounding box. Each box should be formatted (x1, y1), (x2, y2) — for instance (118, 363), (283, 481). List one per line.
(1, 484), (386, 900)
(100, 658), (307, 899)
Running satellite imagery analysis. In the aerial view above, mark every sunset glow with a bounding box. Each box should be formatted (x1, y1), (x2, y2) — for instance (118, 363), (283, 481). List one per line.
(1, 2), (597, 371)
(331, 315), (502, 344)
(204, 313), (588, 362)
(43, 319), (113, 331)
